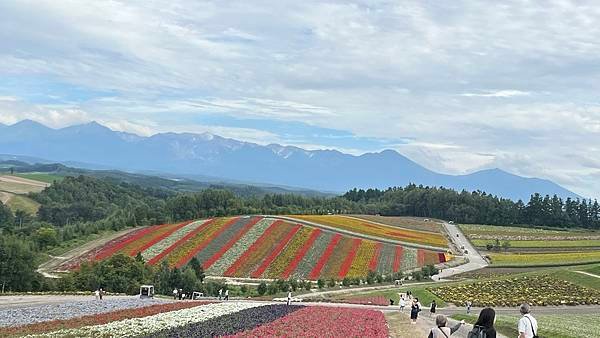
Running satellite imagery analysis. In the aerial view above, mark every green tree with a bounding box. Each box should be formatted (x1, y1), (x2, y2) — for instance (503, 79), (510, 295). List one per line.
(257, 282), (267, 296)
(0, 235), (37, 292)
(317, 279), (325, 289)
(34, 227), (58, 249)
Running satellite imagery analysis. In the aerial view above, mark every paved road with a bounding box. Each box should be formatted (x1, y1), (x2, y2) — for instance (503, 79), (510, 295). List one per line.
(432, 222), (488, 280)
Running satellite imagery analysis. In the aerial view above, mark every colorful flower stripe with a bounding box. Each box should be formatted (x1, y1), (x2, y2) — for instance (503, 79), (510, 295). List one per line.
(119, 222), (183, 257)
(170, 217), (238, 268)
(37, 302), (266, 337)
(423, 251), (442, 265)
(141, 220), (207, 261)
(147, 218), (215, 265)
(369, 242), (383, 271)
(376, 244), (395, 274)
(417, 249), (426, 266)
(192, 217), (255, 266)
(173, 217), (240, 268)
(401, 247), (418, 270)
(346, 240), (377, 278)
(227, 306), (388, 338)
(0, 302), (212, 336)
(230, 221), (296, 278)
(251, 224), (302, 278)
(223, 220), (284, 277)
(263, 226), (313, 279)
(292, 231), (332, 279)
(338, 238), (362, 279)
(56, 227), (147, 270)
(206, 218), (275, 275)
(146, 305), (304, 338)
(393, 246), (403, 272)
(132, 220), (193, 257)
(291, 215), (447, 247)
(280, 228), (321, 279)
(308, 233), (342, 280)
(95, 226), (159, 260)
(320, 237), (354, 279)
(201, 216), (263, 269)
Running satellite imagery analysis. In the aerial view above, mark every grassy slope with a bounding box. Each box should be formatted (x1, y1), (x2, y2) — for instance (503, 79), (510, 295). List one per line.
(350, 215), (442, 233)
(488, 251), (600, 267)
(459, 223), (598, 238)
(453, 314), (599, 338)
(472, 239), (600, 248)
(13, 172), (64, 184)
(5, 194), (40, 214)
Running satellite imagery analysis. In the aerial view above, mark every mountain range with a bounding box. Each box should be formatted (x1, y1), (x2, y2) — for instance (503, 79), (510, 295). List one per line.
(0, 120), (579, 200)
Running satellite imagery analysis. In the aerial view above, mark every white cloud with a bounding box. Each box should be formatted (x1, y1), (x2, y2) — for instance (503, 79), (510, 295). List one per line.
(1, 1), (600, 197)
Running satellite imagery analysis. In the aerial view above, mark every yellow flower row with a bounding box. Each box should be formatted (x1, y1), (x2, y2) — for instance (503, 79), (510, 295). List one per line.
(346, 240), (377, 278)
(263, 226), (314, 279)
(292, 215), (447, 247)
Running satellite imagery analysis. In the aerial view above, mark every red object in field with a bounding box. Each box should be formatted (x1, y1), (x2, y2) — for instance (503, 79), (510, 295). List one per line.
(308, 233), (342, 280)
(393, 246), (403, 272)
(369, 242), (383, 271)
(337, 238), (362, 279)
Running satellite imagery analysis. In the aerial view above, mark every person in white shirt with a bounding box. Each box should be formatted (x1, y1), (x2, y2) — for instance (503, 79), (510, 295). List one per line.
(224, 289), (229, 301)
(94, 289), (100, 301)
(172, 288), (178, 300)
(399, 296), (406, 312)
(287, 291), (292, 305)
(518, 303), (538, 338)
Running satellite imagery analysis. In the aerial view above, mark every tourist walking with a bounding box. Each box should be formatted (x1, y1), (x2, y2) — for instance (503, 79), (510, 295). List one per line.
(99, 288), (103, 300)
(94, 289), (100, 301)
(287, 291), (292, 306)
(399, 296), (406, 312)
(410, 298), (421, 324)
(518, 303), (538, 338)
(466, 300), (472, 314)
(173, 288), (178, 300)
(427, 314), (464, 338)
(224, 289), (229, 301)
(468, 307), (497, 338)
(178, 289), (183, 300)
(218, 288), (223, 300)
(430, 300), (437, 317)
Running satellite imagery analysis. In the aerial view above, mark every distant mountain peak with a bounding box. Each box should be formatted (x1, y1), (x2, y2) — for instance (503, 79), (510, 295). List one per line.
(0, 119), (580, 200)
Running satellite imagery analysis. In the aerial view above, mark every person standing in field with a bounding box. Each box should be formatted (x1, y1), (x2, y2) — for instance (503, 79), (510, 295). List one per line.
(399, 296), (406, 312)
(466, 300), (472, 314)
(94, 289), (100, 301)
(430, 300), (437, 317)
(99, 288), (103, 300)
(428, 314), (464, 338)
(287, 291), (292, 305)
(173, 288), (178, 300)
(468, 307), (497, 338)
(410, 298), (422, 324)
(518, 303), (538, 338)
(224, 289), (229, 301)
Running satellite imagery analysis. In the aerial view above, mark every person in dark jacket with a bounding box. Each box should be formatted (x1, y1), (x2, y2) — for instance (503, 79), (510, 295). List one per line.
(473, 307), (497, 338)
(410, 297), (421, 324)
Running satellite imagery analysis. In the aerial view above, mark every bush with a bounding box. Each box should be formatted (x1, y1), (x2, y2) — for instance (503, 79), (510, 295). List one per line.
(257, 282), (267, 296)
(317, 279), (325, 289)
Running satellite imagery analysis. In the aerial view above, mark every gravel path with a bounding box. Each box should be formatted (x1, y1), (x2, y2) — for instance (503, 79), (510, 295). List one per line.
(0, 296), (169, 327)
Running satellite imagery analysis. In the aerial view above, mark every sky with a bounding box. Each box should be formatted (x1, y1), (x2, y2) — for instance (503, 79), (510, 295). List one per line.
(1, 1), (600, 198)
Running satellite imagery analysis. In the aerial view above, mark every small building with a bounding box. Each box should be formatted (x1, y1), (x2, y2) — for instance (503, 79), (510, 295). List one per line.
(140, 285), (154, 299)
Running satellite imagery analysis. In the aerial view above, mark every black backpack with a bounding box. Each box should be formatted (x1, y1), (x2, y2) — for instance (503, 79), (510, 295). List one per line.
(467, 325), (487, 338)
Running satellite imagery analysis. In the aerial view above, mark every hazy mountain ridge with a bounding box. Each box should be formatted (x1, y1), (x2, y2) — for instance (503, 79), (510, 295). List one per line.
(0, 120), (579, 200)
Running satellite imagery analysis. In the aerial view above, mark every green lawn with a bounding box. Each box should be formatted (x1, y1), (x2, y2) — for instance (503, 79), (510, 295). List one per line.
(453, 314), (600, 338)
(13, 173), (64, 184)
(331, 284), (447, 307)
(550, 267), (600, 290)
(5, 194), (40, 215)
(472, 239), (600, 248)
(460, 224), (598, 239)
(583, 265), (600, 275)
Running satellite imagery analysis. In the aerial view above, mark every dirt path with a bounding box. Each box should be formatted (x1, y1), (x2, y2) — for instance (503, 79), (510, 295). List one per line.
(37, 228), (140, 278)
(432, 222), (488, 281)
(574, 270), (600, 278)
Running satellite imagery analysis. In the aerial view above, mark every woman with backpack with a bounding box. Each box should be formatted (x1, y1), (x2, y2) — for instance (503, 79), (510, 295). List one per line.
(427, 314), (464, 338)
(468, 307), (497, 338)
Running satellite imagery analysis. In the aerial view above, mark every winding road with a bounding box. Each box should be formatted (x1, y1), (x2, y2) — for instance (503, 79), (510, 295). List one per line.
(432, 221), (488, 280)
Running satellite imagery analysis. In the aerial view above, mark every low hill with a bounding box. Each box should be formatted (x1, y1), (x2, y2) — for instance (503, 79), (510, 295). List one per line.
(56, 216), (450, 280)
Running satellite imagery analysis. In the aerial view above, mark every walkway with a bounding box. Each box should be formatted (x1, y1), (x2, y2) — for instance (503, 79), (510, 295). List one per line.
(432, 222), (488, 280)
(574, 270), (600, 279)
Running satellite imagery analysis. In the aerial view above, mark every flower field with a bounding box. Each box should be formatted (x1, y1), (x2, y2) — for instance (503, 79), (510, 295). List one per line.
(3, 301), (389, 337)
(61, 216), (448, 280)
(290, 215), (448, 247)
(429, 275), (600, 307)
(488, 251), (600, 266)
